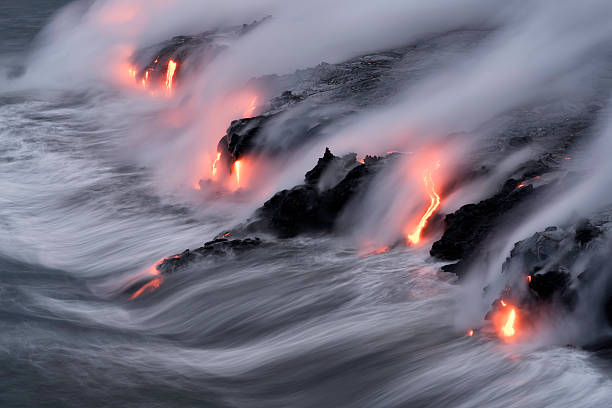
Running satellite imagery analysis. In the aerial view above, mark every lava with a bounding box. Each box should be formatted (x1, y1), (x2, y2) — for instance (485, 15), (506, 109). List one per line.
(527, 275), (532, 283)
(501, 307), (517, 338)
(467, 329), (474, 337)
(128, 67), (137, 80)
(234, 160), (242, 187)
(493, 299), (518, 340)
(361, 246), (390, 258)
(128, 255), (178, 300)
(407, 161), (441, 245)
(165, 59), (177, 92)
(212, 152), (222, 178)
(130, 277), (163, 300)
(141, 70), (149, 88)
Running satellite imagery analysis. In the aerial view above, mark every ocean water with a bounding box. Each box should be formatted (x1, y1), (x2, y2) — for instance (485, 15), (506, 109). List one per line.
(1, 2), (612, 407)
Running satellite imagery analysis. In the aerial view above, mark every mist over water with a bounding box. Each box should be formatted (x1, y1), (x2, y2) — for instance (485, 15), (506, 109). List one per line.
(2, 1), (612, 407)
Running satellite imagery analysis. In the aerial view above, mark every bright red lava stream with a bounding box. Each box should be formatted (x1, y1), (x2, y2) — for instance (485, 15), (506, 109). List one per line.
(406, 161), (441, 245)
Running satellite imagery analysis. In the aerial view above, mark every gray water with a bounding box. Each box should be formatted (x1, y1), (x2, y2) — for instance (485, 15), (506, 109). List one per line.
(1, 2), (612, 407)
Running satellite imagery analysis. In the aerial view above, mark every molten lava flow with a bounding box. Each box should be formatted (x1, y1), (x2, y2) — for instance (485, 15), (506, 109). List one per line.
(468, 329), (474, 337)
(501, 307), (517, 338)
(222, 232), (231, 238)
(128, 67), (137, 81)
(212, 152), (221, 178)
(165, 59), (177, 92)
(527, 275), (532, 283)
(234, 160), (242, 187)
(129, 255), (178, 300)
(500, 299), (507, 307)
(407, 161), (441, 245)
(130, 277), (163, 300)
(361, 246), (390, 258)
(141, 70), (149, 88)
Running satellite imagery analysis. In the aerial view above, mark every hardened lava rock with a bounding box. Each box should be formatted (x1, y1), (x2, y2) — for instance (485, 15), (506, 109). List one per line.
(248, 148), (397, 238)
(158, 237), (263, 274)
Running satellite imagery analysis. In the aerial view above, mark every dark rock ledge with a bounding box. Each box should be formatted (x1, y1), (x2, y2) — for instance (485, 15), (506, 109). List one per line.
(247, 148), (399, 238)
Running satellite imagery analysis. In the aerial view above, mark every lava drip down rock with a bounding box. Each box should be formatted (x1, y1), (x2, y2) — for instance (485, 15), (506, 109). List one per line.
(214, 115), (276, 176)
(129, 18), (267, 86)
(486, 219), (612, 331)
(248, 148), (395, 238)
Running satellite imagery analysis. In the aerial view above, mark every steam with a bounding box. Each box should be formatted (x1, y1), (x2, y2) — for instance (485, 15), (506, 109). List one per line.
(10, 1), (612, 326)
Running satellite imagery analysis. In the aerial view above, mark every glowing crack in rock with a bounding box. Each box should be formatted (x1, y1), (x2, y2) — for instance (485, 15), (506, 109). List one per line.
(407, 161), (441, 245)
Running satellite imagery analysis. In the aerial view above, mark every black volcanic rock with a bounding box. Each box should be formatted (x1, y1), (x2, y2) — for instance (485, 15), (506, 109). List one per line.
(528, 270), (574, 304)
(130, 19), (267, 86)
(248, 149), (389, 238)
(213, 115), (275, 177)
(304, 147), (358, 186)
(575, 218), (601, 246)
(304, 147), (337, 184)
(431, 179), (537, 270)
(225, 116), (272, 161)
(158, 237), (262, 274)
(484, 221), (612, 333)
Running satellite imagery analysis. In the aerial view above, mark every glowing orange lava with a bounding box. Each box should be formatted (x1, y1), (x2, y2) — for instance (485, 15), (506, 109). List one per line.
(129, 255), (178, 300)
(140, 70), (149, 88)
(407, 161), (441, 245)
(500, 299), (507, 307)
(212, 152), (222, 178)
(234, 160), (242, 187)
(361, 246), (390, 258)
(222, 232), (231, 238)
(128, 67), (137, 80)
(130, 277), (163, 300)
(165, 59), (177, 92)
(501, 307), (517, 338)
(527, 275), (532, 283)
(468, 329), (474, 337)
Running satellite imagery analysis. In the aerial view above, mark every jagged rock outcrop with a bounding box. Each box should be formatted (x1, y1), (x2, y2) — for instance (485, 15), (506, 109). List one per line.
(487, 220), (612, 331)
(430, 179), (539, 275)
(248, 148), (394, 238)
